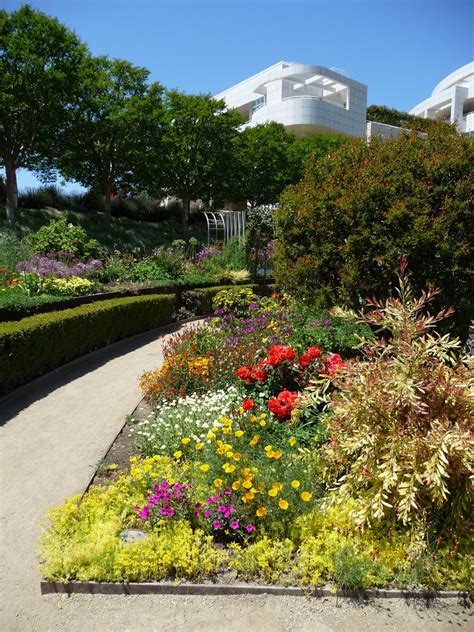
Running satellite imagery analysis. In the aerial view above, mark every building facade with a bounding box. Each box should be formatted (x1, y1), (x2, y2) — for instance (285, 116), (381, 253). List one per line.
(215, 61), (368, 138)
(409, 61), (474, 134)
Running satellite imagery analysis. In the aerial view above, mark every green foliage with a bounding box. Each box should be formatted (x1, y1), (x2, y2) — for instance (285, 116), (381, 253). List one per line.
(42, 276), (95, 296)
(0, 293), (175, 394)
(233, 122), (295, 207)
(367, 104), (442, 131)
(275, 123), (474, 338)
(323, 264), (474, 533)
(58, 57), (165, 222)
(0, 4), (89, 222)
(27, 218), (101, 259)
(0, 207), (207, 253)
(39, 456), (226, 582)
(0, 228), (31, 271)
(287, 133), (348, 182)
(230, 538), (295, 583)
(158, 91), (243, 230)
(212, 286), (259, 317)
(0, 287), (63, 312)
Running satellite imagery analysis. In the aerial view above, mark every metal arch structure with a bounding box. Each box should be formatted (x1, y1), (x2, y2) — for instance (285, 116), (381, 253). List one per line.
(204, 210), (246, 244)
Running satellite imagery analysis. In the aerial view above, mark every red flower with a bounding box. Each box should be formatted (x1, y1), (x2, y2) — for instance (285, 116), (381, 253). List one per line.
(299, 346), (322, 369)
(252, 368), (268, 382)
(266, 345), (296, 367)
(0, 268), (6, 274)
(236, 366), (252, 384)
(322, 353), (345, 376)
(242, 398), (255, 411)
(268, 389), (299, 420)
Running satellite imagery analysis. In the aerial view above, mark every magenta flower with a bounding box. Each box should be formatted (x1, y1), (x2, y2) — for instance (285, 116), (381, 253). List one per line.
(213, 520), (221, 530)
(246, 524), (254, 533)
(230, 520), (240, 530)
(204, 510), (211, 518)
(137, 506), (150, 520)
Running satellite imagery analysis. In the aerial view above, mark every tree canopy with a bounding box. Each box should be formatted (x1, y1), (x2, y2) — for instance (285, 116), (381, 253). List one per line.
(157, 91), (243, 231)
(0, 4), (89, 223)
(58, 57), (165, 223)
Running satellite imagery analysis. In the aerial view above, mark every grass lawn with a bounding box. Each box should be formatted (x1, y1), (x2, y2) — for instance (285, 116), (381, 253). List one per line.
(0, 206), (208, 252)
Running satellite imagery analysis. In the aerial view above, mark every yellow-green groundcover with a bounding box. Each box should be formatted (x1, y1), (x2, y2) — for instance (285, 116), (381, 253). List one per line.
(39, 456), (471, 590)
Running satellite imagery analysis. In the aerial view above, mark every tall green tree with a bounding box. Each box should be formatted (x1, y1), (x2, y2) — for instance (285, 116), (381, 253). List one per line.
(287, 133), (348, 183)
(59, 57), (165, 224)
(233, 122), (295, 208)
(159, 92), (243, 232)
(0, 4), (89, 223)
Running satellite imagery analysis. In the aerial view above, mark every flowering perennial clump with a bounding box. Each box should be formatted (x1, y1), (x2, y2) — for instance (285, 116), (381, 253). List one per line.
(135, 480), (192, 526)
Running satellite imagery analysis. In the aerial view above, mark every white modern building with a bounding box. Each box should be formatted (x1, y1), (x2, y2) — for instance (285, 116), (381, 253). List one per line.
(215, 61), (368, 138)
(409, 62), (474, 134)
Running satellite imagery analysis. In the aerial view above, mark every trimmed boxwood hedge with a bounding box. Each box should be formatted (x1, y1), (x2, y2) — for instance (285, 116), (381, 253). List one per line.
(0, 294), (175, 395)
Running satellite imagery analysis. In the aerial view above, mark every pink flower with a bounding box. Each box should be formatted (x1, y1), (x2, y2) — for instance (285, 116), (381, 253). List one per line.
(230, 520), (240, 530)
(213, 520), (221, 530)
(246, 524), (254, 533)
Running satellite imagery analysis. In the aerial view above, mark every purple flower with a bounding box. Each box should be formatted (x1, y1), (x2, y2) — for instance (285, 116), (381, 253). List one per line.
(204, 510), (211, 518)
(137, 506), (150, 520)
(249, 303), (259, 311)
(213, 520), (221, 530)
(223, 489), (232, 496)
(218, 505), (226, 513)
(246, 524), (254, 533)
(230, 520), (240, 530)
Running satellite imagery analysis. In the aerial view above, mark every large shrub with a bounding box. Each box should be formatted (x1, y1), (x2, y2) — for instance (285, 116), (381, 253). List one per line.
(322, 263), (473, 535)
(27, 218), (102, 260)
(274, 124), (473, 338)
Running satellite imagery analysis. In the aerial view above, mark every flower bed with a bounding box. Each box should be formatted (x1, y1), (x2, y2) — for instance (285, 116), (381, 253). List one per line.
(39, 278), (473, 592)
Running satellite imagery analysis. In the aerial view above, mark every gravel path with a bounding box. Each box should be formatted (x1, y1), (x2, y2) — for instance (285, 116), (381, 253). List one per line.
(0, 324), (471, 632)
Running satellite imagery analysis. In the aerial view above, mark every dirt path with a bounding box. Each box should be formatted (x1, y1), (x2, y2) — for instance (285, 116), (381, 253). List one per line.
(0, 324), (471, 632)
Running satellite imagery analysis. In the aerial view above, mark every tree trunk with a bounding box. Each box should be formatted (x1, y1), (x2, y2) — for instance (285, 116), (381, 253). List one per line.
(5, 160), (17, 225)
(104, 183), (112, 225)
(181, 194), (190, 234)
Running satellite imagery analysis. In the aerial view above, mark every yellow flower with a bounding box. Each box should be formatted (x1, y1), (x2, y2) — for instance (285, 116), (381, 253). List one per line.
(226, 451), (234, 458)
(232, 481), (241, 490)
(249, 415), (257, 422)
(215, 439), (223, 447)
(206, 432), (215, 439)
(256, 507), (267, 517)
(233, 453), (241, 461)
(214, 478), (223, 488)
(181, 437), (191, 445)
(274, 482), (283, 491)
(266, 450), (275, 459)
(241, 467), (251, 477)
(249, 435), (260, 447)
(291, 480), (301, 489)
(173, 451), (183, 459)
(216, 447), (226, 455)
(235, 430), (244, 438)
(242, 479), (253, 489)
(212, 427), (219, 433)
(279, 499), (289, 510)
(260, 413), (267, 419)
(200, 464), (210, 473)
(222, 427), (231, 435)
(273, 450), (282, 460)
(238, 407), (244, 414)
(223, 463), (236, 473)
(264, 445), (273, 452)
(268, 488), (278, 497)
(259, 420), (266, 427)
(244, 492), (255, 501)
(195, 443), (203, 451)
(301, 491), (312, 502)
(289, 437), (297, 446)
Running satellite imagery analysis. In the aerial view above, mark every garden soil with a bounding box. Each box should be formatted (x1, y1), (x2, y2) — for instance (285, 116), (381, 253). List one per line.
(0, 324), (471, 632)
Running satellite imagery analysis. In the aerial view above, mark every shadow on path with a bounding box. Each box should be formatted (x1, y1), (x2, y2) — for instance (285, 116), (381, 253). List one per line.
(0, 322), (182, 425)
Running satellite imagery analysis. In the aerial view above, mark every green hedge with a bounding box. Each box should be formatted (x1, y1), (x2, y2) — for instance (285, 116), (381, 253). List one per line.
(0, 294), (175, 395)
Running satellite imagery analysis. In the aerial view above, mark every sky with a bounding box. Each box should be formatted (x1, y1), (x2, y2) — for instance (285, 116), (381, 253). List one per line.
(4, 0), (473, 191)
